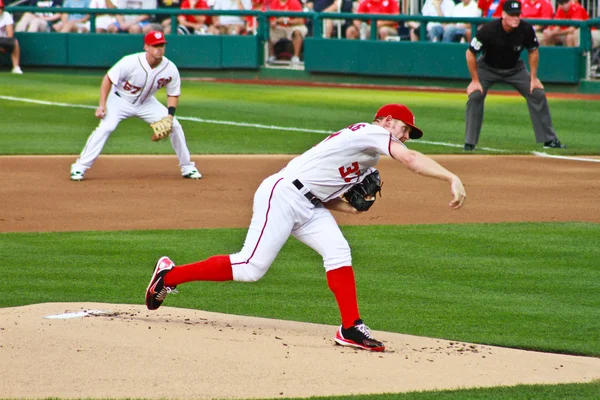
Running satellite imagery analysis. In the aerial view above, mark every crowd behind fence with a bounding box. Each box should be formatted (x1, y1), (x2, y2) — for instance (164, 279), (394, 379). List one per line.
(5, 5), (600, 46)
(3, 1), (600, 77)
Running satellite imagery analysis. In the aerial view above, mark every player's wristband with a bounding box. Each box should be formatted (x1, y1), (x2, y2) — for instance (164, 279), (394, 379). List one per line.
(168, 107), (176, 116)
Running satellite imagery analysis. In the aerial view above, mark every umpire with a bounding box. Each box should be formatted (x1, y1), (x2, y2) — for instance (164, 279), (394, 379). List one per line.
(463, 0), (566, 151)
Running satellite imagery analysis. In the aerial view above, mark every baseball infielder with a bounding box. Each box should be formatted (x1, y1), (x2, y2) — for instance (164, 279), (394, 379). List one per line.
(145, 104), (467, 351)
(70, 30), (201, 181)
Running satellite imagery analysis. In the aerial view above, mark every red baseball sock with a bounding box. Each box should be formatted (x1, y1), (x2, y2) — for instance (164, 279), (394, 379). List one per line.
(164, 255), (233, 286)
(326, 266), (360, 329)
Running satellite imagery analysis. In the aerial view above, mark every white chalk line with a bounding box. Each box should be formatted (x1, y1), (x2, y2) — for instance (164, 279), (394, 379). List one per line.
(3, 95), (596, 162)
(531, 151), (600, 163)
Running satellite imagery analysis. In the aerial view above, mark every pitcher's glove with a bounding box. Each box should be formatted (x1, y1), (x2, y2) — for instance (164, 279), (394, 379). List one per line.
(342, 170), (382, 212)
(150, 115), (173, 141)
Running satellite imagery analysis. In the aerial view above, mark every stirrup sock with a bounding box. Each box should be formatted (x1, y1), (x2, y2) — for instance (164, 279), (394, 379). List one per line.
(164, 255), (233, 286)
(326, 266), (360, 329)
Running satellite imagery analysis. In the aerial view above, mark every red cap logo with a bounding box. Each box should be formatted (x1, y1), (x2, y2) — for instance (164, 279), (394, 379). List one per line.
(375, 104), (423, 139)
(144, 31), (168, 46)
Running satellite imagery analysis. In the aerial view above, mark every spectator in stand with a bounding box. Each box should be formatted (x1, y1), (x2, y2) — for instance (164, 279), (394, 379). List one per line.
(146, 0), (182, 34)
(245, 0), (265, 35)
(86, 0), (117, 33)
(16, 0), (63, 32)
(107, 0), (157, 33)
(345, 0), (399, 40)
(177, 0), (210, 34)
(268, 0), (307, 64)
(442, 0), (481, 43)
(53, 0), (91, 32)
(519, 0), (554, 42)
(543, 0), (599, 48)
(0, 0), (23, 74)
(409, 0), (454, 42)
(305, 0), (353, 38)
(208, 0), (252, 35)
(478, 0), (503, 18)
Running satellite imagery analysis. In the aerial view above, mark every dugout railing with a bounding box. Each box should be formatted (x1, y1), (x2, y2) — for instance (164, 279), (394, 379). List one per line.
(4, 6), (599, 82)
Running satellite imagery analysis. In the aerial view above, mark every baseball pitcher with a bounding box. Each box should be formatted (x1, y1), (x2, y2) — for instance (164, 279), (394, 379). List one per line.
(145, 104), (467, 352)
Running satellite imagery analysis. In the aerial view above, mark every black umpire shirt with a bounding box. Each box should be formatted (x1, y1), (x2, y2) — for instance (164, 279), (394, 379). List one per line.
(468, 19), (539, 70)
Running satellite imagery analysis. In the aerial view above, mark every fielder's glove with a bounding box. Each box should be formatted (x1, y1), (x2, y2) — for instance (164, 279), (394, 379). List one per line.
(150, 115), (173, 141)
(342, 170), (382, 212)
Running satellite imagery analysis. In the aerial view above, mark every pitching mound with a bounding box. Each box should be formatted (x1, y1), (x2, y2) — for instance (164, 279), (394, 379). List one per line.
(1, 302), (599, 399)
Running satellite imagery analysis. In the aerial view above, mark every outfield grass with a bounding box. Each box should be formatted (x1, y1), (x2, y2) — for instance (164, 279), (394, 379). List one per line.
(1, 73), (599, 155)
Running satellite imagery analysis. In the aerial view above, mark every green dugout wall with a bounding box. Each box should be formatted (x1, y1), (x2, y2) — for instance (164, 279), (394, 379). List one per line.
(5, 8), (597, 84)
(13, 32), (260, 69)
(11, 32), (584, 83)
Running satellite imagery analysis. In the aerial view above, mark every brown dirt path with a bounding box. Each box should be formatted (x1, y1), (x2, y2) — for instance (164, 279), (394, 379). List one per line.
(1, 155), (599, 233)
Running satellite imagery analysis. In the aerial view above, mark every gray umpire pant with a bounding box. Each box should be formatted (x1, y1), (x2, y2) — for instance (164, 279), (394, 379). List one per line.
(465, 58), (558, 145)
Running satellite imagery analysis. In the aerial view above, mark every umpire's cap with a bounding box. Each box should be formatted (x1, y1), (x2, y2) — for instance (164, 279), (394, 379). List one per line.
(144, 31), (168, 46)
(375, 104), (423, 139)
(503, 0), (522, 15)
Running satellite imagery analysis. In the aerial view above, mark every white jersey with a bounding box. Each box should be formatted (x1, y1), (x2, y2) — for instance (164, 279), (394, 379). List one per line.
(0, 11), (15, 37)
(107, 52), (181, 106)
(281, 122), (405, 202)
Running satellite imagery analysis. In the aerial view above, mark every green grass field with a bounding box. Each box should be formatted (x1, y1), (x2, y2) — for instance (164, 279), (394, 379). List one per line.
(1, 73), (599, 399)
(1, 72), (600, 155)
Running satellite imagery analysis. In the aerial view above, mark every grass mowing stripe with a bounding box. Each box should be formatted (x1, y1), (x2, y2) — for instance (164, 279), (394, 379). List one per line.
(0, 95), (538, 154)
(3, 222), (599, 356)
(3, 83), (599, 154)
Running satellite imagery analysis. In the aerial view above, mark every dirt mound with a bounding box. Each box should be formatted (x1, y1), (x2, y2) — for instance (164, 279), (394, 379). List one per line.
(1, 303), (599, 399)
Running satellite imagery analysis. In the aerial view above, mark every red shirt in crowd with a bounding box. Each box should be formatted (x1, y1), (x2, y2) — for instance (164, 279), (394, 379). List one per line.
(553, 1), (589, 30)
(180, 0), (211, 25)
(521, 0), (554, 19)
(356, 0), (400, 28)
(356, 0), (400, 16)
(479, 0), (554, 18)
(478, 0), (504, 18)
(246, 0), (265, 32)
(269, 0), (304, 25)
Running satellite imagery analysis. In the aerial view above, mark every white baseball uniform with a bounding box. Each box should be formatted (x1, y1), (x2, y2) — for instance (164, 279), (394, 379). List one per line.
(230, 122), (404, 282)
(71, 52), (197, 176)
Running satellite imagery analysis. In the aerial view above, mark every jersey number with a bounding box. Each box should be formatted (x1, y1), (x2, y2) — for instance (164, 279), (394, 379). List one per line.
(322, 124), (365, 182)
(123, 81), (142, 94)
(339, 162), (360, 183)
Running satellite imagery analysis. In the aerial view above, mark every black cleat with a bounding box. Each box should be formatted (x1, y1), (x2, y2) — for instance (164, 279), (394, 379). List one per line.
(543, 139), (567, 149)
(334, 319), (385, 352)
(145, 256), (177, 310)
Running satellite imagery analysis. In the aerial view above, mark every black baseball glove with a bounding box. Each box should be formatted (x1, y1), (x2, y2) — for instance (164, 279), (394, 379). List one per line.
(342, 170), (382, 212)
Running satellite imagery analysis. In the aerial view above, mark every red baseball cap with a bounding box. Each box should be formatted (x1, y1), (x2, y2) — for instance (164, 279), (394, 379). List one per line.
(0, 0), (5, 8)
(144, 31), (168, 46)
(375, 104), (423, 139)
